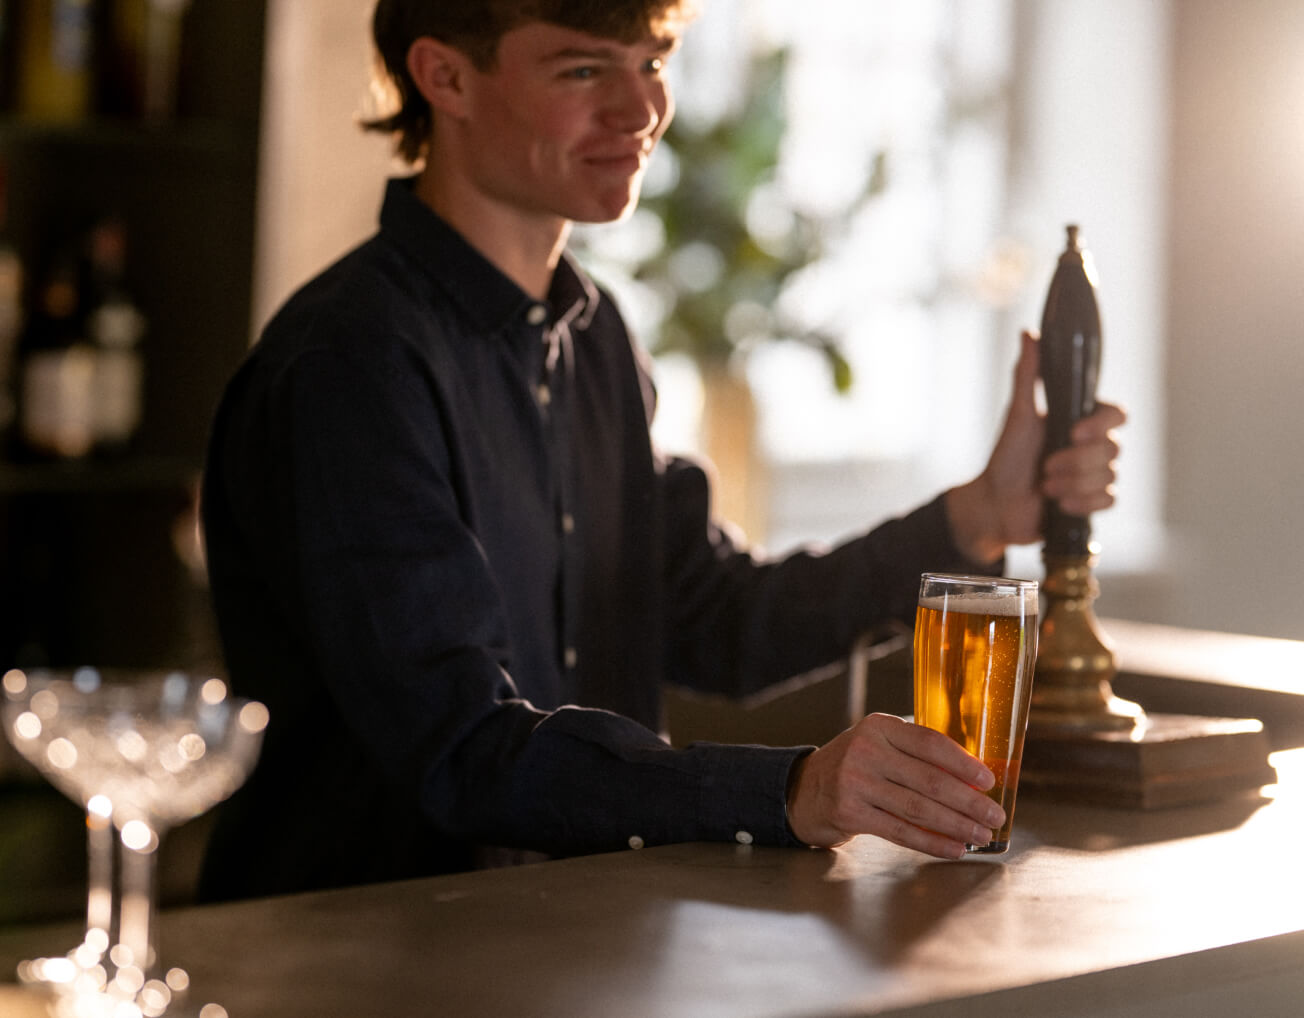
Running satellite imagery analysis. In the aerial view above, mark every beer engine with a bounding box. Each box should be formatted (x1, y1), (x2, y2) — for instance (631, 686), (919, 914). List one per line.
(1019, 226), (1278, 807)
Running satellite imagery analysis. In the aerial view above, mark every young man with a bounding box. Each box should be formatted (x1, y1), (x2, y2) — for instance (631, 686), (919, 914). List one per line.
(198, 0), (1124, 900)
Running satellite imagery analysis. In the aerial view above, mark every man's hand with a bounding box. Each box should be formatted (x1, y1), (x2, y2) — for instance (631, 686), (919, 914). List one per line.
(945, 330), (1125, 564)
(785, 713), (1006, 859)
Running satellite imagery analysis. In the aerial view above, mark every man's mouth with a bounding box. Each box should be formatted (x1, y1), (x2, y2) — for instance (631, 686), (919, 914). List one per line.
(585, 148), (648, 174)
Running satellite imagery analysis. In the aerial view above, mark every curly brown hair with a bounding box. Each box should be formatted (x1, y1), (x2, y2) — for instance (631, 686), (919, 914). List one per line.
(361, 0), (696, 165)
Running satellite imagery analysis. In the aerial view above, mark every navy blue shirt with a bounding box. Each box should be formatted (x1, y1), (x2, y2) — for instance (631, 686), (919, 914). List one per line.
(198, 178), (987, 900)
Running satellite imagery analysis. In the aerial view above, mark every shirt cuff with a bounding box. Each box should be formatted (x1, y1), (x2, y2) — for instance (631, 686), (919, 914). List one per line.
(690, 742), (814, 849)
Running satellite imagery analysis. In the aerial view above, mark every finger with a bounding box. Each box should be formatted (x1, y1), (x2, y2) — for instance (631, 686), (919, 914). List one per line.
(873, 724), (1008, 835)
(1043, 473), (1118, 514)
(1042, 438), (1120, 490)
(1070, 401), (1127, 443)
(1043, 445), (1119, 512)
(874, 743), (1007, 832)
(1043, 458), (1117, 494)
(856, 804), (974, 860)
(885, 718), (996, 790)
(1046, 430), (1121, 469)
(1053, 488), (1117, 515)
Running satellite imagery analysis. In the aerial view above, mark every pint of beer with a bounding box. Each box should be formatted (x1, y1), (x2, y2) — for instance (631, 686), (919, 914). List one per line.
(913, 573), (1039, 853)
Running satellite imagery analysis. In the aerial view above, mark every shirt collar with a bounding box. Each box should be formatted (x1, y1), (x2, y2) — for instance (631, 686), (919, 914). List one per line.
(378, 177), (600, 336)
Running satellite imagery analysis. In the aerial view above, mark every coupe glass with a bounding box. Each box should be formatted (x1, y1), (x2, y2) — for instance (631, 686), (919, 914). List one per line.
(1, 667), (267, 1017)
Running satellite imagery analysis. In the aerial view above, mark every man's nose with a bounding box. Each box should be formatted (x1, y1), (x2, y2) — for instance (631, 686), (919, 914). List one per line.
(603, 73), (668, 136)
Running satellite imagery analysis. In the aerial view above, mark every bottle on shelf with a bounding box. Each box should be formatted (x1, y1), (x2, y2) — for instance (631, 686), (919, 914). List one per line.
(83, 215), (146, 455)
(0, 0), (20, 114)
(0, 162), (23, 440)
(96, 0), (193, 121)
(96, 0), (146, 118)
(17, 252), (97, 459)
(141, 0), (192, 120)
(15, 0), (97, 123)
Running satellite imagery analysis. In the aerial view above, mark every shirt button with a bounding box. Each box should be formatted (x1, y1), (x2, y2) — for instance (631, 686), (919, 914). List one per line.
(526, 304), (547, 326)
(628, 835), (644, 850)
(735, 830), (754, 845)
(564, 647), (578, 669)
(561, 513), (575, 534)
(536, 384), (552, 407)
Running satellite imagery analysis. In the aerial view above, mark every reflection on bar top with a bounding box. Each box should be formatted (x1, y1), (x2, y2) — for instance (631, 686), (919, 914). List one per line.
(1104, 617), (1304, 696)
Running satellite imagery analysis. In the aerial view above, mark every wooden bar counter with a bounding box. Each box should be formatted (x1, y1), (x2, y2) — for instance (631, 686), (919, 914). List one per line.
(0, 748), (1301, 1017)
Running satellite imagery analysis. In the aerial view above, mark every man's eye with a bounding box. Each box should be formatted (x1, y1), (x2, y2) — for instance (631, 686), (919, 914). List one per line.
(565, 66), (598, 80)
(644, 58), (664, 74)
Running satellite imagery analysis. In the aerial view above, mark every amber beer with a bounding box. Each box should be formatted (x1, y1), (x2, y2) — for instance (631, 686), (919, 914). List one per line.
(913, 573), (1038, 853)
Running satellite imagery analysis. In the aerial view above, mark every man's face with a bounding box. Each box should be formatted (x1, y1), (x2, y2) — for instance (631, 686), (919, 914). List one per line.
(455, 21), (681, 225)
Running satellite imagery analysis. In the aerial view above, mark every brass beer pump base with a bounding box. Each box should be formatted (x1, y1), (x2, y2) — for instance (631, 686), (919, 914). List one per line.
(1028, 550), (1143, 734)
(1021, 551), (1278, 809)
(1020, 714), (1278, 810)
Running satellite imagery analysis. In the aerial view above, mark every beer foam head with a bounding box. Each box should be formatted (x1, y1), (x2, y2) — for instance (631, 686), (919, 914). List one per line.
(919, 591), (1038, 617)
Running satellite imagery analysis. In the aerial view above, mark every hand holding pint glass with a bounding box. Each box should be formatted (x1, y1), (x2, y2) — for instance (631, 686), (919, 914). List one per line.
(914, 573), (1039, 854)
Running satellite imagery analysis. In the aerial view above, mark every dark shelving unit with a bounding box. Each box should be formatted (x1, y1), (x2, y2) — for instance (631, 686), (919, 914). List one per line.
(0, 0), (267, 671)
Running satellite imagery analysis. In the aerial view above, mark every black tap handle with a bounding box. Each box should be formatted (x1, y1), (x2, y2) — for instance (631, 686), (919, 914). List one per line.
(1039, 225), (1102, 556)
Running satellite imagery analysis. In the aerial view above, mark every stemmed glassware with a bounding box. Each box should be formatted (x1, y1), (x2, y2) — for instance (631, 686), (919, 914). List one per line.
(1, 667), (267, 1017)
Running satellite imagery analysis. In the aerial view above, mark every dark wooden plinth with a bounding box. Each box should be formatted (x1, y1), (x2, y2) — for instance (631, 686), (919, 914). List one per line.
(1020, 713), (1278, 809)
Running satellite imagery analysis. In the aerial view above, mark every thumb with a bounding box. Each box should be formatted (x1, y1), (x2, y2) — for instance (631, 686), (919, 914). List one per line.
(1008, 329), (1040, 421)
(986, 328), (1045, 482)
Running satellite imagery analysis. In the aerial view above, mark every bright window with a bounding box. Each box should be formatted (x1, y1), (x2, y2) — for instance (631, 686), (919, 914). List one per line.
(578, 0), (1167, 579)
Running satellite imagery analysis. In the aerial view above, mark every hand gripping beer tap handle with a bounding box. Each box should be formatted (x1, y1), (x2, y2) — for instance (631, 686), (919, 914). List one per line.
(1038, 224), (1102, 557)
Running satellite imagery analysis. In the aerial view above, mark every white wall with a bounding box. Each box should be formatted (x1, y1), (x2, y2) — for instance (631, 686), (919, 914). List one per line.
(253, 0), (395, 336)
(1156, 0), (1304, 638)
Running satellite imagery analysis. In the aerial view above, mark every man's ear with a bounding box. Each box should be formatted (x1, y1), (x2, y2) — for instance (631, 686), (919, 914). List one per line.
(407, 37), (473, 118)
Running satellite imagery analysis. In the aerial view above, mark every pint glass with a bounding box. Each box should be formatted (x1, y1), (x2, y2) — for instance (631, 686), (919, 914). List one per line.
(913, 573), (1039, 853)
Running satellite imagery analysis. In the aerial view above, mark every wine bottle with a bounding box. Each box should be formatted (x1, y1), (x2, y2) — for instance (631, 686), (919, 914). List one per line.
(143, 0), (191, 120)
(0, 0), (21, 113)
(16, 0), (97, 123)
(84, 216), (146, 454)
(96, 0), (154, 118)
(17, 254), (97, 459)
(0, 162), (23, 440)
(95, 0), (191, 120)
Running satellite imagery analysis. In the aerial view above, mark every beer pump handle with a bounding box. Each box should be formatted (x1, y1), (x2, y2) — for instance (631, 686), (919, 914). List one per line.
(1038, 224), (1102, 557)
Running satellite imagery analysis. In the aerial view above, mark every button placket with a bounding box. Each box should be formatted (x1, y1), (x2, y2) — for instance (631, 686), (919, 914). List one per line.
(543, 315), (582, 683)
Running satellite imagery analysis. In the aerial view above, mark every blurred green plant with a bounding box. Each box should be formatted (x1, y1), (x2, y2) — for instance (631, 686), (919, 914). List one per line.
(619, 47), (887, 393)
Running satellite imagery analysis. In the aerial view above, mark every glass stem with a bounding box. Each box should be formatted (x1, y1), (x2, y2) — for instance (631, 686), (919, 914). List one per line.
(117, 821), (161, 976)
(85, 803), (115, 949)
